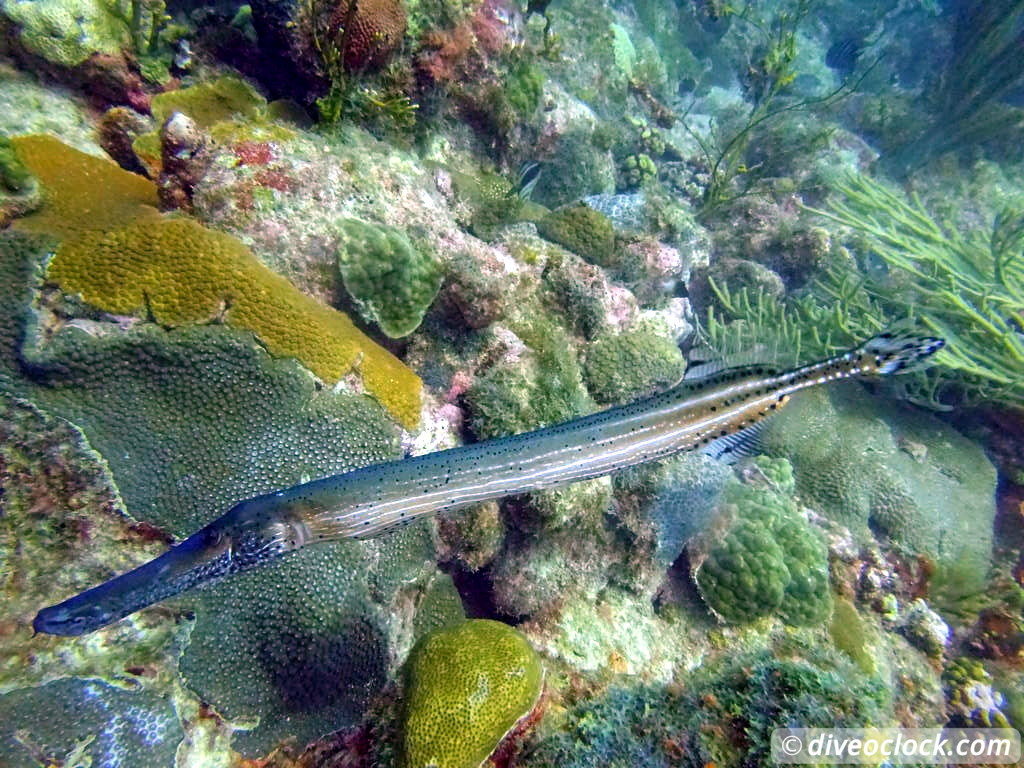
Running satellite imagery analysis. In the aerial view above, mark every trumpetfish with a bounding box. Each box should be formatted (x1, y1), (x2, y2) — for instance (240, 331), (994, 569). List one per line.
(33, 332), (944, 636)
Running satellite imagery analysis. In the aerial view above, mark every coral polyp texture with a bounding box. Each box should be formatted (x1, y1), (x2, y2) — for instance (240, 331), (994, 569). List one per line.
(402, 619), (544, 768)
(330, 0), (407, 72)
(11, 134), (421, 427)
(692, 457), (832, 626)
(336, 217), (444, 338)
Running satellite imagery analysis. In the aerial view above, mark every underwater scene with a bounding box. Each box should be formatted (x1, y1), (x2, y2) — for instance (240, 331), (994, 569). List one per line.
(1, 0), (1024, 765)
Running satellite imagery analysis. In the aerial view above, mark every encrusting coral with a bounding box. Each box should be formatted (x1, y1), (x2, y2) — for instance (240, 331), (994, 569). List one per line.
(401, 619), (544, 768)
(0, 225), (466, 757)
(581, 328), (685, 404)
(11, 134), (422, 427)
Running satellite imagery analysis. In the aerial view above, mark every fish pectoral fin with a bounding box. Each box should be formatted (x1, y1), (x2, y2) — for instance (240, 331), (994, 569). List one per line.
(700, 420), (769, 464)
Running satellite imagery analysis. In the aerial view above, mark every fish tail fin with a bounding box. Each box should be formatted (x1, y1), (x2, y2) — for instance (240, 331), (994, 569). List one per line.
(851, 331), (945, 375)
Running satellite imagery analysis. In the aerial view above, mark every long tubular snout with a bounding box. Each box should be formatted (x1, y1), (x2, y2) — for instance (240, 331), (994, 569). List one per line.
(33, 517), (233, 636)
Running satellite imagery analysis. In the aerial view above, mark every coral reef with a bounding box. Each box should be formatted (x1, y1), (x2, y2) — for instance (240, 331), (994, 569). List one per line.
(944, 657), (1011, 728)
(401, 619), (544, 768)
(336, 218), (443, 338)
(521, 636), (897, 768)
(328, 0), (407, 73)
(0, 228), (458, 756)
(12, 134), (421, 427)
(464, 318), (593, 440)
(181, 524), (463, 754)
(537, 203), (617, 267)
(1, 0), (128, 68)
(581, 328), (685, 404)
(690, 458), (832, 627)
(760, 383), (997, 598)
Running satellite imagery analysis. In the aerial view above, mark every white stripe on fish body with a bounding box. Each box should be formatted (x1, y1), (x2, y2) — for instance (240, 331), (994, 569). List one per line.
(32, 332), (944, 635)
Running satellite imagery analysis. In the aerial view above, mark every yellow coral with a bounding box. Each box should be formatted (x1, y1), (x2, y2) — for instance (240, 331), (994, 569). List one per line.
(11, 135), (159, 239)
(12, 135), (421, 427)
(402, 620), (544, 768)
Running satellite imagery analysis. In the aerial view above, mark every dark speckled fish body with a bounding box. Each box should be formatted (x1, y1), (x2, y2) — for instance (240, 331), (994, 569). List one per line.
(33, 333), (944, 636)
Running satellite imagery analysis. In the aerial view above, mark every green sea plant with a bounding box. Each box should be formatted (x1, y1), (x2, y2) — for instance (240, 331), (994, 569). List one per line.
(810, 174), (1024, 406)
(704, 173), (1024, 407)
(679, 0), (866, 218)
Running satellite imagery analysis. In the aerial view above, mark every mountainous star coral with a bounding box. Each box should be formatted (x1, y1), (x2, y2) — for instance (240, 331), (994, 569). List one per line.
(11, 134), (421, 427)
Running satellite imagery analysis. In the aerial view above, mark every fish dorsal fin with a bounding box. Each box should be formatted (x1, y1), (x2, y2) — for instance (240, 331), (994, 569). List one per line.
(684, 346), (779, 381)
(699, 420), (769, 464)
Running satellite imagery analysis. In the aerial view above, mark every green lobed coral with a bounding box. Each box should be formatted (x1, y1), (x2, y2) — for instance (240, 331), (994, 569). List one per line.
(1, 0), (129, 67)
(336, 218), (444, 338)
(11, 134), (421, 427)
(581, 328), (685, 404)
(537, 203), (617, 267)
(760, 383), (997, 599)
(401, 619), (544, 768)
(693, 457), (832, 626)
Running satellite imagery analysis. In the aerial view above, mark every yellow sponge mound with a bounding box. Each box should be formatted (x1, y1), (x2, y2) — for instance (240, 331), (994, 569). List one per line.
(12, 135), (421, 427)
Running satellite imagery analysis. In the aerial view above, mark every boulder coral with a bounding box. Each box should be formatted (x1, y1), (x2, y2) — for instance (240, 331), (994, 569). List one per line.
(760, 382), (997, 597)
(336, 218), (444, 338)
(402, 619), (544, 768)
(691, 457), (833, 626)
(11, 134), (421, 427)
(330, 0), (407, 73)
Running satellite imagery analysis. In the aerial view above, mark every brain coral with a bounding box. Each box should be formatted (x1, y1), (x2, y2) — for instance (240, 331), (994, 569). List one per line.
(402, 619), (544, 768)
(759, 382), (997, 597)
(330, 0), (407, 73)
(337, 218), (443, 338)
(11, 135), (421, 427)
